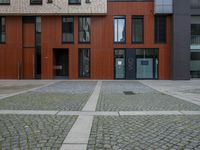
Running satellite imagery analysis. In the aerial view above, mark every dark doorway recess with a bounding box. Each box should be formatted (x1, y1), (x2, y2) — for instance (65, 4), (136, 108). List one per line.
(53, 49), (69, 79)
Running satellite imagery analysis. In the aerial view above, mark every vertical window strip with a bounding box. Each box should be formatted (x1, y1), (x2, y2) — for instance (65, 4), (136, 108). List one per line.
(0, 17), (6, 43)
(62, 17), (74, 43)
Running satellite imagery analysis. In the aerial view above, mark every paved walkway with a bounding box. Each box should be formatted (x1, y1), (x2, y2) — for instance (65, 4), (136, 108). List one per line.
(0, 80), (200, 150)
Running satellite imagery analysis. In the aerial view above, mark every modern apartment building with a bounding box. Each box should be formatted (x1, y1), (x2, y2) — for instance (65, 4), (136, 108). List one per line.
(0, 0), (199, 80)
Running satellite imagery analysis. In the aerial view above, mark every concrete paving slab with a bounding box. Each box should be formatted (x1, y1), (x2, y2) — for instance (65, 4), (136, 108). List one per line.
(0, 110), (58, 115)
(58, 111), (119, 116)
(60, 144), (87, 150)
(63, 116), (93, 144)
(82, 81), (102, 111)
(119, 111), (182, 116)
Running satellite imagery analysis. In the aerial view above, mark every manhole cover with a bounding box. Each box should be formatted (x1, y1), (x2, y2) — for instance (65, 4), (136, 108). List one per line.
(123, 91), (135, 95)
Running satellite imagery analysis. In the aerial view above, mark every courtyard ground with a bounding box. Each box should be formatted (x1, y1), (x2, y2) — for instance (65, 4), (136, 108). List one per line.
(0, 80), (200, 150)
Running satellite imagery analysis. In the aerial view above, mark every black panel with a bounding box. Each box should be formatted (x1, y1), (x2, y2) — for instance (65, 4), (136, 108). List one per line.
(126, 49), (136, 80)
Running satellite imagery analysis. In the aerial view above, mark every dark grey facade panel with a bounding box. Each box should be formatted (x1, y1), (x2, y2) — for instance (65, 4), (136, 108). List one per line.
(172, 0), (191, 80)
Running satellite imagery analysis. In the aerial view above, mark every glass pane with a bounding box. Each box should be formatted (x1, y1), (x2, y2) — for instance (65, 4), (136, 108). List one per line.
(79, 17), (90, 43)
(114, 17), (125, 43)
(136, 49), (158, 79)
(63, 17), (74, 42)
(118, 19), (125, 42)
(79, 49), (90, 77)
(133, 17), (143, 43)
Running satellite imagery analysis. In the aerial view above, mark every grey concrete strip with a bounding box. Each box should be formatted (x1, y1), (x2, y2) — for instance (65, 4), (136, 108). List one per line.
(0, 110), (58, 115)
(58, 111), (119, 116)
(180, 111), (200, 115)
(119, 111), (183, 116)
(1, 110), (200, 116)
(60, 144), (87, 150)
(63, 116), (93, 144)
(82, 81), (102, 111)
(0, 81), (58, 100)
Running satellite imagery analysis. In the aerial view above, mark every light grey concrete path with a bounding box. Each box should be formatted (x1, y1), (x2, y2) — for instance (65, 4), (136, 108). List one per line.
(0, 80), (57, 100)
(60, 81), (102, 150)
(140, 80), (200, 106)
(82, 81), (102, 111)
(1, 110), (200, 116)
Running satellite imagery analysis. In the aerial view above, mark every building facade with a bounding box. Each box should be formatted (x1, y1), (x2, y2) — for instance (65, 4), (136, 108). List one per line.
(0, 0), (199, 80)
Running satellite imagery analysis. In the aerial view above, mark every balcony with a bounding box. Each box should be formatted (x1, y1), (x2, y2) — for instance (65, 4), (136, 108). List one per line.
(191, 35), (200, 49)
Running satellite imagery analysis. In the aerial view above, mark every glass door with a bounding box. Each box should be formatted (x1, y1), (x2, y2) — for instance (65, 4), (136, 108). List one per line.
(114, 49), (125, 79)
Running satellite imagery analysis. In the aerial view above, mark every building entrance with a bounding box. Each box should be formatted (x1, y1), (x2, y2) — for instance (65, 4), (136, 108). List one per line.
(53, 49), (69, 79)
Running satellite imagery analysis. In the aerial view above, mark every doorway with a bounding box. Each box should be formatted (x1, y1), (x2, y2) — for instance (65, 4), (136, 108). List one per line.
(53, 49), (69, 79)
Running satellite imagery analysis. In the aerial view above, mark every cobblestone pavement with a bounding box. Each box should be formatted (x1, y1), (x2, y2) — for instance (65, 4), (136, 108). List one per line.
(0, 81), (96, 111)
(0, 115), (77, 150)
(96, 81), (200, 111)
(87, 115), (200, 150)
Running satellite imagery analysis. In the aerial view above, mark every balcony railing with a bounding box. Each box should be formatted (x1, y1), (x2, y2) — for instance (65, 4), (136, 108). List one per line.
(191, 35), (200, 45)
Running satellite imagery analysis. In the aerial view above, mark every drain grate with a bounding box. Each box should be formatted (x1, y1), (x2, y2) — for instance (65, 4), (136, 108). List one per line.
(123, 91), (135, 95)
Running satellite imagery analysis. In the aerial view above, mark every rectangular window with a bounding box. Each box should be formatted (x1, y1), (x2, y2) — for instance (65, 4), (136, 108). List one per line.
(114, 16), (126, 43)
(136, 49), (158, 79)
(62, 17), (74, 43)
(155, 16), (167, 43)
(191, 24), (200, 45)
(30, 0), (42, 5)
(78, 17), (91, 43)
(79, 48), (90, 78)
(69, 0), (81, 5)
(0, 17), (6, 43)
(0, 0), (10, 4)
(132, 16), (144, 43)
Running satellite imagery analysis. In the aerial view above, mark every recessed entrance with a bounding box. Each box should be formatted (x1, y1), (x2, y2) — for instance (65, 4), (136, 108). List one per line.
(53, 49), (69, 79)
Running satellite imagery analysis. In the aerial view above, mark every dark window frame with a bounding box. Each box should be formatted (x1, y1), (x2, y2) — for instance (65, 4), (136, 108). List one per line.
(69, 0), (81, 5)
(0, 17), (6, 44)
(30, 0), (42, 5)
(114, 16), (126, 44)
(78, 16), (91, 44)
(78, 48), (91, 78)
(62, 16), (74, 44)
(132, 16), (144, 44)
(0, 0), (10, 5)
(154, 15), (167, 44)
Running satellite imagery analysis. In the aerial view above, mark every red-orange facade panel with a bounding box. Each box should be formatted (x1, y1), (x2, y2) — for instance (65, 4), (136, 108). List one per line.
(0, 2), (172, 80)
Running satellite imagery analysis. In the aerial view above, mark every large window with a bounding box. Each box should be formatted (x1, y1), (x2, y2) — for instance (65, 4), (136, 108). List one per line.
(136, 49), (158, 79)
(0, 0), (10, 5)
(114, 16), (126, 43)
(78, 17), (91, 43)
(62, 17), (74, 43)
(69, 0), (81, 5)
(132, 16), (144, 43)
(155, 16), (167, 43)
(0, 17), (6, 43)
(79, 48), (90, 78)
(30, 0), (42, 5)
(191, 51), (200, 78)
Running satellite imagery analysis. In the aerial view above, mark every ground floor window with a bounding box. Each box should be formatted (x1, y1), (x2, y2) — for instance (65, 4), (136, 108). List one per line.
(114, 48), (158, 80)
(191, 51), (200, 78)
(136, 49), (158, 79)
(79, 48), (90, 78)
